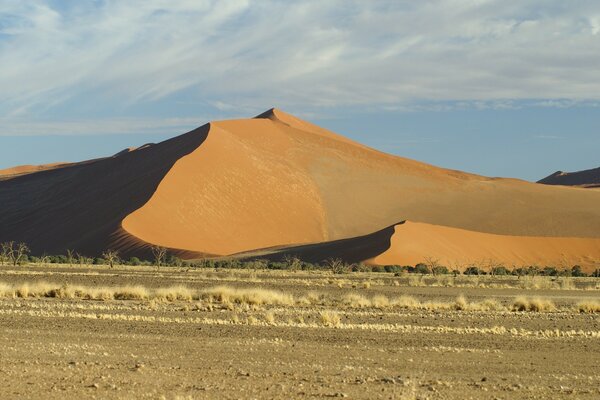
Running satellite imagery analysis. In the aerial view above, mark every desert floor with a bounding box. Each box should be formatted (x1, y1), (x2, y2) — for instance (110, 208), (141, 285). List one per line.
(0, 264), (599, 399)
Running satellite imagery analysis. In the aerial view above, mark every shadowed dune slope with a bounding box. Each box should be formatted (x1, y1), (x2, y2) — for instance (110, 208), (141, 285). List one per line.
(0, 125), (210, 257)
(1, 108), (600, 266)
(538, 167), (600, 188)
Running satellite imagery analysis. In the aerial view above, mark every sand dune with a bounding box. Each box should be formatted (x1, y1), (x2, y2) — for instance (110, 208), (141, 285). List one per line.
(538, 167), (600, 188)
(1, 108), (599, 268)
(0, 162), (72, 180)
(372, 221), (600, 270)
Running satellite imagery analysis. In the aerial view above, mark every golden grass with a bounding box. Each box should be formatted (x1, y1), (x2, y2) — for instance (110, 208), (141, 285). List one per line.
(577, 299), (600, 313)
(201, 286), (294, 306)
(319, 310), (341, 327)
(511, 296), (556, 312)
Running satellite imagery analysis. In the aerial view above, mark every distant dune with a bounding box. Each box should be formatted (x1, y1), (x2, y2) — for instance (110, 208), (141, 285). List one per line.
(538, 167), (600, 188)
(0, 162), (72, 180)
(1, 109), (599, 270)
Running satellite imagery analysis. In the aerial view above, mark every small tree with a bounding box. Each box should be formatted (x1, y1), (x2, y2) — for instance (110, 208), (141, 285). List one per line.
(151, 245), (167, 270)
(423, 257), (441, 275)
(1, 242), (29, 266)
(0, 242), (13, 265)
(66, 249), (76, 267)
(283, 254), (302, 271)
(326, 258), (347, 274)
(102, 249), (119, 269)
(77, 253), (92, 267)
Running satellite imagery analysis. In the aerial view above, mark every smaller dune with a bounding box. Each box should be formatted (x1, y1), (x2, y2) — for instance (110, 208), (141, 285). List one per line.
(371, 221), (600, 271)
(0, 162), (71, 179)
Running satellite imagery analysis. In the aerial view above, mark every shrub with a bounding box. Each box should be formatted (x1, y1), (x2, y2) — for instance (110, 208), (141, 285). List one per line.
(571, 265), (586, 277)
(491, 266), (509, 276)
(127, 257), (142, 266)
(464, 266), (482, 275)
(319, 310), (341, 327)
(432, 266), (449, 275)
(413, 263), (429, 274)
(577, 300), (600, 313)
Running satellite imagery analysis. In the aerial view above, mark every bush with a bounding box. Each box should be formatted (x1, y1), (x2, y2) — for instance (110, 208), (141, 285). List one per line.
(542, 267), (558, 276)
(464, 266), (483, 275)
(413, 263), (429, 274)
(432, 266), (449, 275)
(127, 257), (141, 266)
(571, 265), (586, 277)
(93, 257), (106, 265)
(491, 266), (509, 275)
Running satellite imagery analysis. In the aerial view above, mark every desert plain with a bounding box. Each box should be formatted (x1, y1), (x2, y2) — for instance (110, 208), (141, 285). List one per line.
(1, 262), (598, 400)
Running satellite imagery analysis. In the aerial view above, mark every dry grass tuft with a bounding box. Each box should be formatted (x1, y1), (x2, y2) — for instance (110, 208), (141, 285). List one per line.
(113, 286), (150, 300)
(577, 300), (600, 313)
(342, 293), (371, 308)
(201, 286), (294, 306)
(154, 286), (195, 302)
(319, 310), (341, 327)
(511, 296), (556, 312)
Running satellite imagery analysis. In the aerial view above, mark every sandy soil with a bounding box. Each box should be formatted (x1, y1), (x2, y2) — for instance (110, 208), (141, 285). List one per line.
(1, 264), (598, 399)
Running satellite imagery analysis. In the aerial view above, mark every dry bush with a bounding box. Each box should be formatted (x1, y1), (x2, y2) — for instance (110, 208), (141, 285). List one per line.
(577, 300), (600, 313)
(371, 295), (391, 308)
(343, 293), (371, 308)
(407, 276), (425, 287)
(201, 286), (294, 306)
(113, 286), (150, 300)
(298, 291), (323, 305)
(154, 286), (195, 302)
(0, 282), (14, 298)
(263, 311), (276, 324)
(393, 295), (421, 309)
(557, 278), (575, 290)
(518, 276), (554, 290)
(319, 310), (341, 327)
(454, 294), (468, 310)
(511, 296), (556, 312)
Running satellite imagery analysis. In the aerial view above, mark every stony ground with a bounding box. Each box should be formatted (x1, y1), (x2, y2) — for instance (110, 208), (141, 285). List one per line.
(0, 264), (599, 399)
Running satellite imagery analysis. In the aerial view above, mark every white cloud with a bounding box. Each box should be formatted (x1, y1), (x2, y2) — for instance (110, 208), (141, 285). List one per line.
(1, 0), (600, 127)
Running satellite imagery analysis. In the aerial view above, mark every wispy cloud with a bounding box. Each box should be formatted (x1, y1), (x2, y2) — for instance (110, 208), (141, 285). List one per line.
(1, 1), (600, 134)
(0, 116), (210, 136)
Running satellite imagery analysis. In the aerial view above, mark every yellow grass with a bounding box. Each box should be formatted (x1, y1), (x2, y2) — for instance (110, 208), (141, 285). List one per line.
(577, 300), (600, 313)
(511, 296), (556, 312)
(201, 286), (294, 306)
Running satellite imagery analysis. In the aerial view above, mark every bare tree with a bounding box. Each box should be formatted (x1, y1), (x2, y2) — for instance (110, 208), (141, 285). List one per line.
(102, 249), (119, 269)
(77, 253), (92, 268)
(0, 242), (13, 266)
(424, 256), (441, 275)
(4, 242), (29, 266)
(40, 254), (51, 267)
(66, 249), (75, 267)
(283, 254), (302, 271)
(326, 258), (347, 274)
(151, 245), (167, 270)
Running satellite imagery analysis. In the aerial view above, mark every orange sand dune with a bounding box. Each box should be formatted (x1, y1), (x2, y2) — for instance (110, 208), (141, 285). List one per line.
(1, 108), (600, 265)
(371, 221), (600, 270)
(0, 162), (72, 180)
(123, 108), (600, 256)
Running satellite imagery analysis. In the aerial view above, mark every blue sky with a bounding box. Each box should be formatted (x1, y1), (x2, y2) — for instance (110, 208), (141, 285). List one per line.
(1, 1), (599, 181)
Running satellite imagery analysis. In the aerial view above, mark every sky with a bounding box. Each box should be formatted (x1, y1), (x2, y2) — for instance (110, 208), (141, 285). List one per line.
(1, 1), (599, 181)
